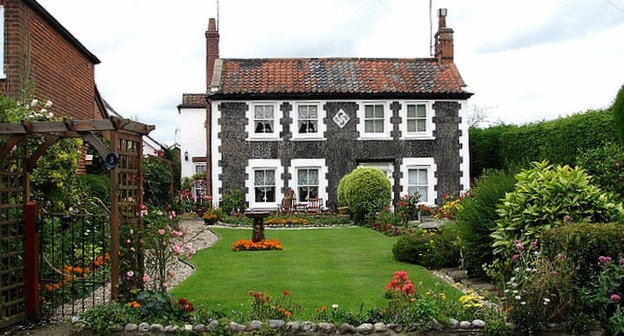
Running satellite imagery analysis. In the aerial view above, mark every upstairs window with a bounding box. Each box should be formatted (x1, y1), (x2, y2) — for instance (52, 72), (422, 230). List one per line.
(401, 101), (434, 139)
(195, 163), (206, 174)
(297, 104), (318, 134)
(364, 104), (385, 133)
(407, 103), (427, 133)
(254, 169), (276, 203)
(358, 102), (391, 139)
(297, 168), (319, 202)
(293, 102), (325, 140)
(254, 105), (275, 134)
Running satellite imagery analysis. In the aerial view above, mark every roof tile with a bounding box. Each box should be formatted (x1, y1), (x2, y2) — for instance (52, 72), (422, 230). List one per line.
(212, 58), (468, 96)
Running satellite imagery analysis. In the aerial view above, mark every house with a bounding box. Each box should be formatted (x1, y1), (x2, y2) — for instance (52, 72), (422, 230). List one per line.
(0, 0), (106, 120)
(193, 9), (472, 211)
(104, 98), (169, 158)
(177, 93), (208, 199)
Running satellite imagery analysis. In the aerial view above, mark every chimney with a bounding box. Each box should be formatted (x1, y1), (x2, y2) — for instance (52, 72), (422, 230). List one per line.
(206, 18), (220, 92)
(434, 8), (454, 64)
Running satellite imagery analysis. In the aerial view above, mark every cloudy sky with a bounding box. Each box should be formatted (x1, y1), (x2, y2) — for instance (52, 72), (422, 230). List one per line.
(37, 0), (624, 146)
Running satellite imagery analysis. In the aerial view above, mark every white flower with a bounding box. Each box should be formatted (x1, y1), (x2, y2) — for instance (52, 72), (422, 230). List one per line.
(332, 304), (339, 310)
(521, 301), (526, 305)
(45, 100), (53, 108)
(514, 295), (522, 300)
(30, 99), (38, 107)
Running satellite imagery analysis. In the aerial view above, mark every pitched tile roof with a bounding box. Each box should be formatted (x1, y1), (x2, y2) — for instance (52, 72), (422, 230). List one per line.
(210, 58), (471, 98)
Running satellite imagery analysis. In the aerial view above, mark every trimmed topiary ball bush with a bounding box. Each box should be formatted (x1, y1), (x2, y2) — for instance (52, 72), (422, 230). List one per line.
(340, 168), (391, 225)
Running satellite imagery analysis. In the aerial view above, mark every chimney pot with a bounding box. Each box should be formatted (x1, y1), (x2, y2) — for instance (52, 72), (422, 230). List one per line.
(435, 9), (454, 64)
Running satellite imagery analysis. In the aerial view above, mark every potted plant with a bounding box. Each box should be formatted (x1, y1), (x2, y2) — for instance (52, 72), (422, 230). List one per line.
(203, 207), (225, 225)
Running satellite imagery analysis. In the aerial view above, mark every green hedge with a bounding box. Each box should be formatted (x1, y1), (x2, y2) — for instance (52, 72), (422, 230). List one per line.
(541, 222), (624, 284)
(391, 223), (461, 269)
(470, 108), (617, 179)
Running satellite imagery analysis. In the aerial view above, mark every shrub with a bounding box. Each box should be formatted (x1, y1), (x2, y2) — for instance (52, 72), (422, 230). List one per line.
(340, 168), (391, 225)
(455, 169), (517, 279)
(392, 223), (460, 269)
(76, 174), (110, 205)
(491, 161), (623, 258)
(541, 222), (624, 285)
(143, 155), (174, 206)
(576, 142), (624, 199)
(220, 188), (247, 215)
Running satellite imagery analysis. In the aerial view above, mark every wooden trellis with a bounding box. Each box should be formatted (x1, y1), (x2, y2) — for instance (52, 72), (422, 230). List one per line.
(0, 117), (153, 327)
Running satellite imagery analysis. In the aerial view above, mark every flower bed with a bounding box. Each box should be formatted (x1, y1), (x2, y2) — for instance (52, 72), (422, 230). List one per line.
(231, 239), (283, 251)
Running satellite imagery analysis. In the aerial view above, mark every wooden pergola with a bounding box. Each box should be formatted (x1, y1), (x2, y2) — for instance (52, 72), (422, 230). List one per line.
(0, 116), (153, 326)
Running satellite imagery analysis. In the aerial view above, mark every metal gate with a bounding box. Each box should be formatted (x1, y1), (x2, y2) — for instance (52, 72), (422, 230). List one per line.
(39, 201), (111, 319)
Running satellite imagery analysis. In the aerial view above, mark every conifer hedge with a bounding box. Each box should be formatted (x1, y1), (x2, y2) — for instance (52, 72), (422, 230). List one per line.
(470, 108), (617, 179)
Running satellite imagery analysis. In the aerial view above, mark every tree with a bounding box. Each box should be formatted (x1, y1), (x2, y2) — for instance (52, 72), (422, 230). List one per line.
(613, 85), (624, 145)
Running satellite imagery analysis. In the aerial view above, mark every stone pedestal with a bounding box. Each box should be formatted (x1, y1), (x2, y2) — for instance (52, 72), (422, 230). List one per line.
(245, 211), (270, 242)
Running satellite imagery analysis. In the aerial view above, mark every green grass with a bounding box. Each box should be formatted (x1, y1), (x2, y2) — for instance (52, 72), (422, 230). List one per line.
(173, 227), (462, 317)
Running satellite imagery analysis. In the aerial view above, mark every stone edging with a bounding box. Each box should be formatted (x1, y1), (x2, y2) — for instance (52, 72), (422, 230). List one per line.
(72, 318), (488, 335)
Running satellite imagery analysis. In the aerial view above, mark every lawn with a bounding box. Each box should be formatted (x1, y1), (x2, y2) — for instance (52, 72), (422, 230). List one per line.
(172, 227), (463, 317)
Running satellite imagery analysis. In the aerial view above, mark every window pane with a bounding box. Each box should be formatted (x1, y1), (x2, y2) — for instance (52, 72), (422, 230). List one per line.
(266, 170), (275, 185)
(416, 104), (426, 117)
(418, 169), (427, 184)
(309, 106), (318, 116)
(374, 120), (384, 132)
(407, 120), (416, 133)
(365, 120), (374, 132)
(298, 187), (307, 202)
(408, 170), (418, 185)
(309, 186), (318, 198)
(374, 105), (384, 117)
(417, 186), (428, 202)
(365, 105), (373, 118)
(254, 171), (264, 186)
(416, 119), (426, 132)
(407, 104), (416, 117)
(298, 170), (308, 185)
(309, 170), (318, 184)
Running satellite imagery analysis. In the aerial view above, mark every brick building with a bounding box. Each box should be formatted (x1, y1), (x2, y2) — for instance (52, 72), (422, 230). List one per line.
(0, 0), (105, 119)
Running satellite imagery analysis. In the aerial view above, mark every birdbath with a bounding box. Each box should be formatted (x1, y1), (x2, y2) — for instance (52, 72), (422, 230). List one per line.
(245, 211), (270, 242)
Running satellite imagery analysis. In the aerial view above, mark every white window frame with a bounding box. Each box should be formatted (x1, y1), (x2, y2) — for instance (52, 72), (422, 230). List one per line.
(247, 102), (280, 141)
(292, 102), (326, 140)
(0, 6), (5, 79)
(400, 157), (437, 206)
(290, 158), (328, 205)
(246, 159), (283, 209)
(357, 101), (392, 140)
(357, 162), (394, 186)
(194, 163), (206, 174)
(400, 101), (434, 139)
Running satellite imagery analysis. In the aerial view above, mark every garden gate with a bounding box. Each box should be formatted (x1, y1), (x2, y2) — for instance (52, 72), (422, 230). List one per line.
(0, 117), (153, 328)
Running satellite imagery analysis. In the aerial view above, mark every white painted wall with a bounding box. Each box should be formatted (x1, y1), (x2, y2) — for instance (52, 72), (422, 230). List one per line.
(178, 106), (206, 179)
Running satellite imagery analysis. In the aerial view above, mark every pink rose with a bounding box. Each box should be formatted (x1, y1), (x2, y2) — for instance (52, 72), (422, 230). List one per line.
(173, 244), (182, 255)
(158, 229), (166, 236)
